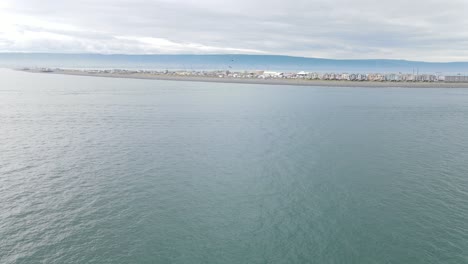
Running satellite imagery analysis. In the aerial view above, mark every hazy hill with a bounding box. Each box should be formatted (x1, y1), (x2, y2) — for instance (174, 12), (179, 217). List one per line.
(1, 53), (468, 74)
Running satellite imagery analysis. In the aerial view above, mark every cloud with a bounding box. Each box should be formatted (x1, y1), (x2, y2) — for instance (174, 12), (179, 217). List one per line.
(1, 0), (468, 61)
(0, 23), (266, 54)
(114, 36), (266, 54)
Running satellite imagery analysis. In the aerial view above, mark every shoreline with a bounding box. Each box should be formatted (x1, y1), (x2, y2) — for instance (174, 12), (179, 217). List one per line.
(19, 69), (468, 88)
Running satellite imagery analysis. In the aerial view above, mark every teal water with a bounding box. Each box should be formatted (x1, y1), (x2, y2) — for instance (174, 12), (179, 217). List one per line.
(1, 69), (468, 263)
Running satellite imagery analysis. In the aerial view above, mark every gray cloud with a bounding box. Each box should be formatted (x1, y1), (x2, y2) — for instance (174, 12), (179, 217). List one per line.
(1, 0), (468, 61)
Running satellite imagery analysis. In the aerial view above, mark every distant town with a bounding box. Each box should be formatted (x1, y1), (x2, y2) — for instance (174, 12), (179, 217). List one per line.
(29, 67), (468, 83)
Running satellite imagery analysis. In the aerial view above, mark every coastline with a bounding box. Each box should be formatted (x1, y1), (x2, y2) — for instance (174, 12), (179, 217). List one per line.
(19, 69), (468, 88)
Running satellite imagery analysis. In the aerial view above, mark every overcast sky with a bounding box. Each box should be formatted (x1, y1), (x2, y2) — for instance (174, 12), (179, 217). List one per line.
(1, 0), (468, 61)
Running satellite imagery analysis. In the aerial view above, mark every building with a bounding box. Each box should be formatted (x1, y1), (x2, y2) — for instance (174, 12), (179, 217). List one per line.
(263, 71), (283, 78)
(296, 71), (309, 78)
(357, 74), (367, 81)
(445, 75), (468, 82)
(385, 74), (401, 82)
(368, 73), (385, 82)
(309, 72), (320, 79)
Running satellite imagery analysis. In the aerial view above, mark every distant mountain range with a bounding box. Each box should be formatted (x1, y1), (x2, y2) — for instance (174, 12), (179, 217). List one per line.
(1, 53), (468, 74)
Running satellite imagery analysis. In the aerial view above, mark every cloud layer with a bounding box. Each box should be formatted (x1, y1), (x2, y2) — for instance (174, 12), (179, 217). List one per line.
(1, 0), (468, 61)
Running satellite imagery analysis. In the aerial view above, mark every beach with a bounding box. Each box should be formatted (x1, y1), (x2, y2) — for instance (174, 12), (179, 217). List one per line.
(22, 69), (468, 88)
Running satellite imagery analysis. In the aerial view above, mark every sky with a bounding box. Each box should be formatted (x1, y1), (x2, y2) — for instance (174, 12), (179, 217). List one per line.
(1, 0), (468, 61)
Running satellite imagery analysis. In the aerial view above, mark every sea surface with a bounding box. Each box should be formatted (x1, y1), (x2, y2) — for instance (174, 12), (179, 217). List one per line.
(1, 69), (468, 263)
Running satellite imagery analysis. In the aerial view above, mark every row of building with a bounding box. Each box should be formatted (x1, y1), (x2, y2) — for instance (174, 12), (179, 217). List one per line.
(32, 68), (468, 83)
(158, 70), (463, 82)
(257, 71), (444, 82)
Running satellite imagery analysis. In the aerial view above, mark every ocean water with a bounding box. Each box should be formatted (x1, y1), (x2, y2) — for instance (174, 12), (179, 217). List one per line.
(1, 69), (468, 263)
